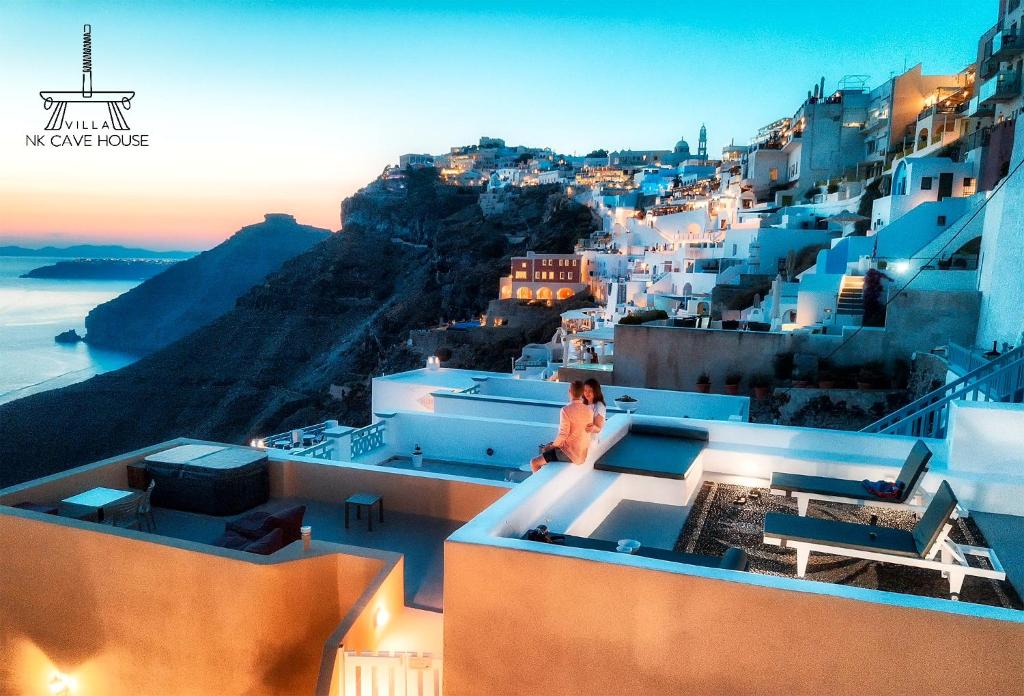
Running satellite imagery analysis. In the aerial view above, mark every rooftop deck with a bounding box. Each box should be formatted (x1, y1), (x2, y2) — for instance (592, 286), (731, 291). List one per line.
(151, 497), (459, 611)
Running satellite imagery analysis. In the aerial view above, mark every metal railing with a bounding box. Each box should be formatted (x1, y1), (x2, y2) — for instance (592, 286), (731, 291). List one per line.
(861, 345), (1024, 438)
(351, 421), (387, 458)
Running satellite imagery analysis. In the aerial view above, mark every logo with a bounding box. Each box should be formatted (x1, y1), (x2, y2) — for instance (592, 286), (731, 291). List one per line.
(27, 24), (148, 148)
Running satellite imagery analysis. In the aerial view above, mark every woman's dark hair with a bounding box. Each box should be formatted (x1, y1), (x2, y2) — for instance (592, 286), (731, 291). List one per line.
(583, 378), (606, 405)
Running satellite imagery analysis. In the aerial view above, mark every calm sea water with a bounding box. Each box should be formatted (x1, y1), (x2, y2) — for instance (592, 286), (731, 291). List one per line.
(0, 256), (141, 405)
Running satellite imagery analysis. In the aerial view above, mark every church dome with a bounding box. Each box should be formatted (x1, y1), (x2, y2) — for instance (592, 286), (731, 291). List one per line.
(674, 138), (691, 154)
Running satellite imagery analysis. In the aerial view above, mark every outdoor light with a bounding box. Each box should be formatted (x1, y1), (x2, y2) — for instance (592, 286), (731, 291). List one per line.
(893, 261), (910, 275)
(375, 606), (390, 629)
(48, 672), (75, 696)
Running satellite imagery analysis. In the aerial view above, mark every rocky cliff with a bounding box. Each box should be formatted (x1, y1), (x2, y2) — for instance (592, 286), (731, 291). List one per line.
(84, 214), (331, 354)
(0, 171), (598, 486)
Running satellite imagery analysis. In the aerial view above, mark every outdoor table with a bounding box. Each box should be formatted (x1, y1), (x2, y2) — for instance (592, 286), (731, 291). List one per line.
(59, 487), (134, 522)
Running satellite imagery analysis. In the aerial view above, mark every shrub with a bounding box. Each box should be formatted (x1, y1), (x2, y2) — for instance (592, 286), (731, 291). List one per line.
(751, 374), (772, 388)
(618, 309), (669, 325)
(725, 372), (742, 386)
(697, 372), (711, 385)
(772, 352), (795, 380)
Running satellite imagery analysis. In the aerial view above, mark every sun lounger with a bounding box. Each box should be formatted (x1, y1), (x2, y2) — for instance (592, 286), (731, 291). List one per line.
(770, 440), (932, 515)
(763, 481), (1005, 599)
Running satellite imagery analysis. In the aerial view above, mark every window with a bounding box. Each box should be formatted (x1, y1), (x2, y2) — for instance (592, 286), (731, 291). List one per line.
(938, 215), (947, 226)
(515, 271), (526, 280)
(769, 167), (779, 182)
(534, 271), (540, 280)
(921, 177), (933, 191)
(964, 177), (974, 188)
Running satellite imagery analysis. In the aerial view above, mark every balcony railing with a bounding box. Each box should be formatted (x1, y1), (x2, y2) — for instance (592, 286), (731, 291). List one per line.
(978, 70), (1023, 105)
(993, 31), (1024, 59)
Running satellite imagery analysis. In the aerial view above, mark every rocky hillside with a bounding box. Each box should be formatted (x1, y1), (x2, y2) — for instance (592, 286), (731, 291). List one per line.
(84, 214), (331, 354)
(0, 171), (598, 486)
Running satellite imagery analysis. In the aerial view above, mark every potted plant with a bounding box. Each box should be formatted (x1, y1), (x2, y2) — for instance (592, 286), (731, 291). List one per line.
(817, 370), (836, 389)
(614, 394), (639, 414)
(856, 367), (876, 391)
(751, 374), (772, 401)
(724, 373), (742, 395)
(412, 444), (424, 468)
(792, 370), (812, 388)
(695, 372), (711, 393)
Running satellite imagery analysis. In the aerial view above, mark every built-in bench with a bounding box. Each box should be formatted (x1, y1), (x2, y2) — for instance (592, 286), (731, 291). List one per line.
(522, 531), (749, 571)
(594, 423), (708, 480)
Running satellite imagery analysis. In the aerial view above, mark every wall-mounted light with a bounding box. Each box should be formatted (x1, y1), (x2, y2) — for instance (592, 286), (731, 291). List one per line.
(374, 606), (390, 630)
(49, 672), (75, 696)
(893, 261), (910, 275)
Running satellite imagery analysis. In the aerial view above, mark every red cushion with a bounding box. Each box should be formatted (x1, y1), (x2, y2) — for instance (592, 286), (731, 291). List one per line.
(226, 505), (305, 543)
(242, 527), (285, 555)
(214, 528), (253, 550)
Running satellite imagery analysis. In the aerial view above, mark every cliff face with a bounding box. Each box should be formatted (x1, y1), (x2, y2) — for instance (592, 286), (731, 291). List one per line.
(84, 214), (331, 354)
(0, 172), (599, 486)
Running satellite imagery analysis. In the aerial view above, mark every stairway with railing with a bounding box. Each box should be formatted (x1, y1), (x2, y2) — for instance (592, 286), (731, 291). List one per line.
(861, 344), (1024, 438)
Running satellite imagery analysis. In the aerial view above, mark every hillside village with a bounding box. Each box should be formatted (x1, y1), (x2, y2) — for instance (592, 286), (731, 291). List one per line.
(4, 3), (1024, 695)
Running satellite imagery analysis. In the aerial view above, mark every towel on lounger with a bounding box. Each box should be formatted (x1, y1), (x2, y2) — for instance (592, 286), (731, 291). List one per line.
(861, 479), (904, 499)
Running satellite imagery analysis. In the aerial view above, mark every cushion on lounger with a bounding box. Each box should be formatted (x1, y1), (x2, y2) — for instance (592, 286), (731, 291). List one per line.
(895, 440), (932, 502)
(770, 472), (870, 500)
(719, 547), (750, 571)
(764, 512), (920, 558)
(242, 527), (285, 555)
(911, 480), (958, 557)
(629, 423), (709, 442)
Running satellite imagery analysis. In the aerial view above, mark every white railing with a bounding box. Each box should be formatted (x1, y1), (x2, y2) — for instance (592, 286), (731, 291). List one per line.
(351, 421), (387, 458)
(264, 421), (332, 449)
(861, 344), (1024, 438)
(294, 440), (334, 460)
(341, 651), (441, 696)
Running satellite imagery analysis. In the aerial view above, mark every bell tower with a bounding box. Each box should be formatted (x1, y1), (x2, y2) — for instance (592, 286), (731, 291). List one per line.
(697, 123), (708, 162)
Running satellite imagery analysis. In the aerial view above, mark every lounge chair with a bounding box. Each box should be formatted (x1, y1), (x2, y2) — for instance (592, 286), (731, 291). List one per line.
(763, 481), (1005, 599)
(770, 440), (931, 516)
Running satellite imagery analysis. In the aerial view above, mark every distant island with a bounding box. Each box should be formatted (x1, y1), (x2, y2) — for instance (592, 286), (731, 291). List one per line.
(21, 258), (179, 281)
(0, 244), (196, 260)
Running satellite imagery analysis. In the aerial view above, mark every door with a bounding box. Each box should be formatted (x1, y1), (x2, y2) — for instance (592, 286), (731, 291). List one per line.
(938, 173), (954, 201)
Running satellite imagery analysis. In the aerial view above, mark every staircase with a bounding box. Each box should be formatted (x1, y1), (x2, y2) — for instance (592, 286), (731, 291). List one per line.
(836, 275), (864, 318)
(861, 344), (1024, 439)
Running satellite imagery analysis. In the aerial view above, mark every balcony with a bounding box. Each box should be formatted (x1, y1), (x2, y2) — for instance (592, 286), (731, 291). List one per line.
(993, 31), (1024, 59)
(977, 70), (1023, 106)
(967, 94), (996, 118)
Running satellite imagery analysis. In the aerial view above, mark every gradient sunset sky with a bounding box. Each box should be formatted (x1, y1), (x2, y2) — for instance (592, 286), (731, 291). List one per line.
(0, 1), (992, 250)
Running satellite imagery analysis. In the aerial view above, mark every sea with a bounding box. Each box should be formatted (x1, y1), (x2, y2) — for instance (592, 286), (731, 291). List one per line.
(0, 256), (142, 405)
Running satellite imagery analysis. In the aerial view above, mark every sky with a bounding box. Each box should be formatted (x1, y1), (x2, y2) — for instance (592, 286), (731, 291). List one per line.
(0, 0), (995, 251)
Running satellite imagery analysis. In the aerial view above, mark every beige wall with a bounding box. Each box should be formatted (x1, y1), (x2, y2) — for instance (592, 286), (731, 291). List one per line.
(443, 541), (1024, 696)
(0, 510), (400, 696)
(273, 457), (508, 523)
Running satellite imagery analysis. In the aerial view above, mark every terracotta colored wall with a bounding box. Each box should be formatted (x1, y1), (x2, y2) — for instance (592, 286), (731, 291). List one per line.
(272, 457), (508, 522)
(443, 542), (1024, 696)
(0, 511), (392, 696)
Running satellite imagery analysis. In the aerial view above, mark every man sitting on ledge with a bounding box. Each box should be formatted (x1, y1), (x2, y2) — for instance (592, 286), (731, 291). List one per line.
(529, 380), (592, 472)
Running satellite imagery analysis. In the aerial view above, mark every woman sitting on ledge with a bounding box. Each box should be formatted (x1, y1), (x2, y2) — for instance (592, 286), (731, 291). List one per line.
(583, 378), (606, 436)
(528, 380), (592, 472)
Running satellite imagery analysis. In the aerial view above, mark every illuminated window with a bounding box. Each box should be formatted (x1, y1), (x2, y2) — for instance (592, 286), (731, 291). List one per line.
(515, 271), (526, 280)
(769, 167), (779, 182)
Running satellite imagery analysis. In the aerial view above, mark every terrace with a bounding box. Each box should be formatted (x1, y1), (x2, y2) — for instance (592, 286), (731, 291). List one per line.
(445, 402), (1024, 693)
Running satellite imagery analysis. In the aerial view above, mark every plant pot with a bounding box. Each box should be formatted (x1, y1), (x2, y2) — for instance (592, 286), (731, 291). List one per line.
(753, 386), (770, 401)
(724, 384), (740, 396)
(695, 383), (710, 393)
(857, 382), (873, 391)
(817, 380), (836, 389)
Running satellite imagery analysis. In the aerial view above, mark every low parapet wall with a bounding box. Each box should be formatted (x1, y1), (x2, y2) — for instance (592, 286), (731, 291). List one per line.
(0, 507), (402, 696)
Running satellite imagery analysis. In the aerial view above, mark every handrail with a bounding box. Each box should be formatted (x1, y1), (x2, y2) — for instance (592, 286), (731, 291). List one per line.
(868, 355), (1024, 438)
(862, 345), (1024, 436)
